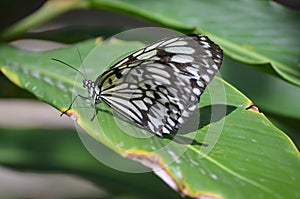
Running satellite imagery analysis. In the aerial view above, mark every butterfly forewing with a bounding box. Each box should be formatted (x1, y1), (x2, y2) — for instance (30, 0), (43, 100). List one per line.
(94, 34), (223, 136)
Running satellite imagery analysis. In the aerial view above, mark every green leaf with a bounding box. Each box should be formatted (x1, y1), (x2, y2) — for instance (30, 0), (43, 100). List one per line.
(221, 56), (300, 120)
(90, 0), (300, 86)
(2, 1), (299, 85)
(220, 56), (300, 148)
(0, 38), (299, 199)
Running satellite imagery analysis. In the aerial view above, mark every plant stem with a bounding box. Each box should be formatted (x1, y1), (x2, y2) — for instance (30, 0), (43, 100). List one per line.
(0, 0), (89, 41)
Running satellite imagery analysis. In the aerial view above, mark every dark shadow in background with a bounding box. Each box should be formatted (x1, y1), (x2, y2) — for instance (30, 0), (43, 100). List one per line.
(0, 0), (46, 33)
(198, 104), (236, 130)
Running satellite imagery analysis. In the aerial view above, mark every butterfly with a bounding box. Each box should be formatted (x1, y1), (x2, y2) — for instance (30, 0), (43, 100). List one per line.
(56, 34), (223, 137)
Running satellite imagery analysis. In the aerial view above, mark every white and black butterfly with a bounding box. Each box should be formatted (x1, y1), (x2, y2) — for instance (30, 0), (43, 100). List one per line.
(57, 34), (223, 137)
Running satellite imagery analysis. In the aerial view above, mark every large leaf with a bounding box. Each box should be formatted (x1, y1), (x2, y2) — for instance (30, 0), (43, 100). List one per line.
(0, 38), (299, 199)
(93, 0), (300, 86)
(2, 0), (299, 86)
(221, 56), (300, 148)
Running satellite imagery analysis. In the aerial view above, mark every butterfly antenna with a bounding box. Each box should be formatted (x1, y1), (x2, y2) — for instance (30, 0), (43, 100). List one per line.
(76, 47), (87, 77)
(51, 58), (87, 80)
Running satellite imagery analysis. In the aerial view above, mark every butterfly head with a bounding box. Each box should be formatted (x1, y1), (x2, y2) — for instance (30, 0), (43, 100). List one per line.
(83, 79), (101, 104)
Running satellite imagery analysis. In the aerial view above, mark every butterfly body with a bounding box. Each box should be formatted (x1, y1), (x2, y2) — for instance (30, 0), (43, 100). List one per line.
(80, 34), (223, 137)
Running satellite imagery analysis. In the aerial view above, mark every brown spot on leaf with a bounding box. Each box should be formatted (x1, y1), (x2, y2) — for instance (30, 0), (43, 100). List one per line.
(60, 108), (79, 121)
(180, 175), (221, 199)
(95, 37), (103, 45)
(125, 150), (181, 192)
(125, 150), (222, 199)
(246, 103), (259, 112)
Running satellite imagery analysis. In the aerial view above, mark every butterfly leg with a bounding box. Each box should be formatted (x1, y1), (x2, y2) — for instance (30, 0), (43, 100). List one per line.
(60, 94), (90, 117)
(90, 106), (98, 121)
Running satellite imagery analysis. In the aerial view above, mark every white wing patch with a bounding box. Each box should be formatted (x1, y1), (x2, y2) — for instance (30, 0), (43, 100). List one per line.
(165, 46), (195, 54)
(171, 55), (194, 63)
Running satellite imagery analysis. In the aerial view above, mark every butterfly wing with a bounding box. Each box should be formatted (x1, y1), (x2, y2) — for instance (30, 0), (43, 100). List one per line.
(96, 34), (223, 136)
